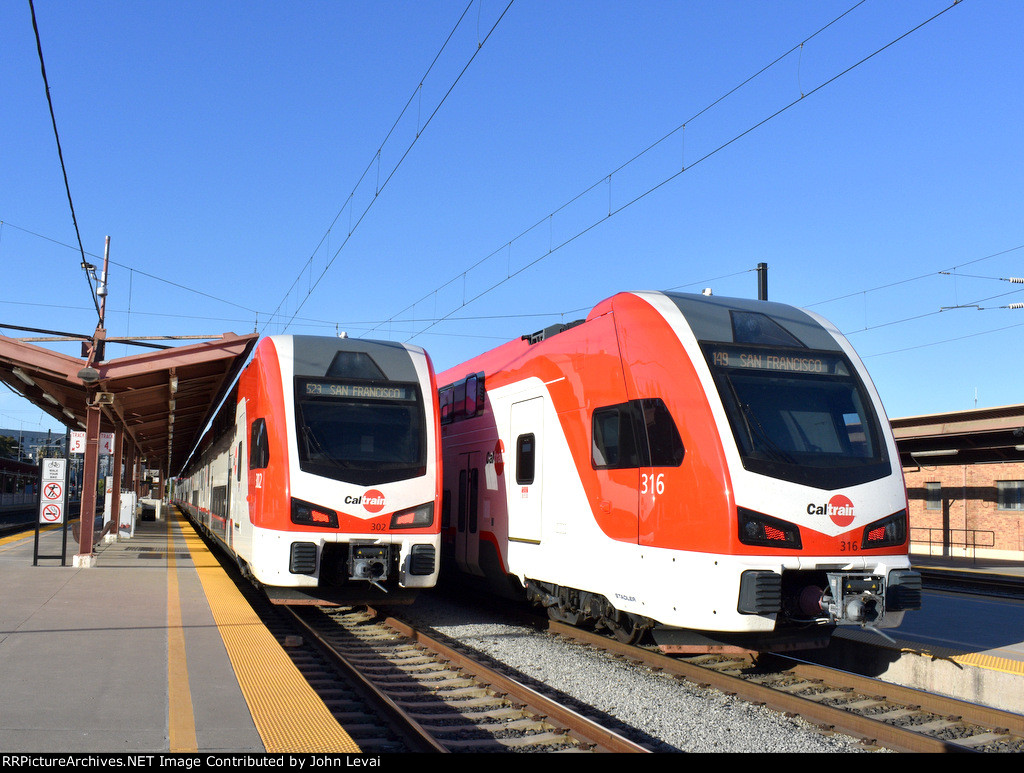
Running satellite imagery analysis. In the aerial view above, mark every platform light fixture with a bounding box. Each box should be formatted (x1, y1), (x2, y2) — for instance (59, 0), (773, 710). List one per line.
(78, 366), (100, 384)
(12, 367), (35, 387)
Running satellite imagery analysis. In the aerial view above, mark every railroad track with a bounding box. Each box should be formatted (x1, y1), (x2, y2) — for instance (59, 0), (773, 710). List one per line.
(279, 604), (650, 753)
(188, 519), (643, 752)
(544, 621), (1024, 753)
(919, 567), (1024, 599)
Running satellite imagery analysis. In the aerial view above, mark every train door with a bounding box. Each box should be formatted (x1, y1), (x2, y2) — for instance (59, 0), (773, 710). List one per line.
(508, 397), (543, 543)
(454, 452), (482, 575)
(230, 400), (251, 554)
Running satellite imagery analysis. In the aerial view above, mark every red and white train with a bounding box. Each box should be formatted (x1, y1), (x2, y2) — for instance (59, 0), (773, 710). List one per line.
(438, 291), (921, 651)
(176, 335), (442, 605)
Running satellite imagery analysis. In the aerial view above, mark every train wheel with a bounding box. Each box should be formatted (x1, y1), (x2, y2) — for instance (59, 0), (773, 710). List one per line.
(606, 611), (645, 645)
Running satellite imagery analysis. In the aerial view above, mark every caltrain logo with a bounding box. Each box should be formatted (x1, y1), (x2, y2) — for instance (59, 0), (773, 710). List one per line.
(344, 490), (387, 514)
(487, 441), (505, 475)
(806, 495), (855, 527)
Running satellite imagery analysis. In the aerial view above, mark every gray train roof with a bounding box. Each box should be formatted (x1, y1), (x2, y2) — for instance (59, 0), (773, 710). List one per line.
(289, 335), (423, 382)
(661, 292), (842, 352)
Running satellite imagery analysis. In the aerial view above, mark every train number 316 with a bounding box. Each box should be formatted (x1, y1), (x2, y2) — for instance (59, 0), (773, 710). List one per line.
(641, 472), (666, 497)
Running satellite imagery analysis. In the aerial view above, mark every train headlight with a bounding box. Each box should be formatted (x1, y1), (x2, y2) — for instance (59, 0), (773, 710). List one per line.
(737, 507), (802, 549)
(291, 498), (339, 529)
(390, 502), (434, 529)
(860, 509), (907, 550)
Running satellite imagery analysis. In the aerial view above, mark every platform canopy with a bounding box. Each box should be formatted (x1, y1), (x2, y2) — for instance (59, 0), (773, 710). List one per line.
(892, 404), (1024, 468)
(0, 332), (258, 476)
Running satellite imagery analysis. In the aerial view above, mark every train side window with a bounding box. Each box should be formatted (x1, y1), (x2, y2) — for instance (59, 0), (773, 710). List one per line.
(639, 398), (685, 467)
(593, 400), (683, 469)
(250, 418), (269, 470)
(236, 441), (244, 482)
(439, 372), (485, 425)
(465, 375), (478, 416)
(516, 433), (536, 484)
(439, 387), (454, 424)
(592, 404), (642, 469)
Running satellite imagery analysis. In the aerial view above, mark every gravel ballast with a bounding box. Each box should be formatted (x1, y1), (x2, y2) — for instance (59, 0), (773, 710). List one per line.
(403, 592), (879, 753)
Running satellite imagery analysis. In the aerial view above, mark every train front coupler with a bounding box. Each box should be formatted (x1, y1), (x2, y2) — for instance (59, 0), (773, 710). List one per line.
(817, 572), (886, 627)
(348, 542), (392, 593)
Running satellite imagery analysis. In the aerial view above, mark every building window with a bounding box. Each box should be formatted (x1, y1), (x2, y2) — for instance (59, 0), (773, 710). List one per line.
(996, 481), (1024, 511)
(925, 482), (941, 511)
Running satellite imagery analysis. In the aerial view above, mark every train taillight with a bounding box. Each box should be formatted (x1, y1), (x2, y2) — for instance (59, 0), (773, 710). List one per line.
(860, 510), (907, 550)
(737, 507), (802, 549)
(291, 498), (339, 528)
(390, 502), (434, 529)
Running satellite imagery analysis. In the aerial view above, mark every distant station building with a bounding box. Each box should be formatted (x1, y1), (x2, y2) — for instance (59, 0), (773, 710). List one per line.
(893, 405), (1024, 562)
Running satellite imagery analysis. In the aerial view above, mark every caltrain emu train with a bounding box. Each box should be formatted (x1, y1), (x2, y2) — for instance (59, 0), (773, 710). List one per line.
(437, 291), (921, 652)
(175, 335), (442, 605)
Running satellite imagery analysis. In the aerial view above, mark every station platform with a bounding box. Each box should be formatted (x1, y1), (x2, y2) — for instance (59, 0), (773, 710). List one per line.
(813, 551), (1024, 716)
(0, 508), (361, 754)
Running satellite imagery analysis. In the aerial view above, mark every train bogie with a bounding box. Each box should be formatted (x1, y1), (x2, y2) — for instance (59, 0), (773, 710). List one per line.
(176, 335), (442, 605)
(438, 291), (922, 651)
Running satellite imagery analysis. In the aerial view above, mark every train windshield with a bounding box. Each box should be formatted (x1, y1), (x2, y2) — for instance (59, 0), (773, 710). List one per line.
(294, 378), (427, 486)
(703, 344), (891, 489)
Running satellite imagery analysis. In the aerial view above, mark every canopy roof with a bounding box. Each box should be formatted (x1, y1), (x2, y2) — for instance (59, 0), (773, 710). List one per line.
(892, 404), (1024, 467)
(0, 332), (257, 475)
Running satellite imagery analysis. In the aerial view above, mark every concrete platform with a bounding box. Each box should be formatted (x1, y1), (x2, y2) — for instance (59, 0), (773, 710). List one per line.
(812, 553), (1024, 715)
(0, 509), (359, 754)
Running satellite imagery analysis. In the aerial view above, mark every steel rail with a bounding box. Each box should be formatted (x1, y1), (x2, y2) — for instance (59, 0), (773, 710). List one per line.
(281, 604), (449, 753)
(378, 610), (651, 753)
(547, 620), (1024, 753)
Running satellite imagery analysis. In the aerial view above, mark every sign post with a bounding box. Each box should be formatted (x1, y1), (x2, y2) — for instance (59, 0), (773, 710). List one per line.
(33, 457), (70, 565)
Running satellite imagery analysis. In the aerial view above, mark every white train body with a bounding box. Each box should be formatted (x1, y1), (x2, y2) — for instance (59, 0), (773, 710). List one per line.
(176, 335), (442, 605)
(438, 291), (921, 650)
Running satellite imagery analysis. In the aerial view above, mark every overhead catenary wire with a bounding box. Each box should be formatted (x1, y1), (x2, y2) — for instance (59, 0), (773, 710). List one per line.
(10, 1), (1004, 362)
(0, 218), (261, 317)
(806, 243), (1024, 309)
(388, 0), (966, 345)
(27, 0), (100, 323)
(267, 0), (515, 337)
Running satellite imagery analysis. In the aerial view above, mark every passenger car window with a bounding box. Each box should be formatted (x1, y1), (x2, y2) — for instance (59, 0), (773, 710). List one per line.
(516, 433), (536, 484)
(592, 399), (683, 469)
(249, 418), (269, 469)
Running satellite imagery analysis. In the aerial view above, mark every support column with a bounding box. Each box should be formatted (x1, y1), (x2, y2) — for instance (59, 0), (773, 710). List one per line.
(107, 429), (123, 542)
(74, 400), (102, 567)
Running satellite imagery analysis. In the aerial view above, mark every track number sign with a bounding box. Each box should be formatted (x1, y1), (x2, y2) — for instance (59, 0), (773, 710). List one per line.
(69, 431), (115, 455)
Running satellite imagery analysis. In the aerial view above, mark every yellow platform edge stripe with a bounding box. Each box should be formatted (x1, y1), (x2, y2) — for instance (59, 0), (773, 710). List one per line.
(171, 509), (361, 754)
(836, 627), (1024, 676)
(167, 519), (198, 752)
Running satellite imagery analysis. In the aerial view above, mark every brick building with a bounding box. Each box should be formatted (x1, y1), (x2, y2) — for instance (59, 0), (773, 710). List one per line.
(892, 405), (1024, 562)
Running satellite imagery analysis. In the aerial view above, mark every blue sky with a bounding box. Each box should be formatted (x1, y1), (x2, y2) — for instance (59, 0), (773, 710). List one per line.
(1, 0), (1021, 438)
